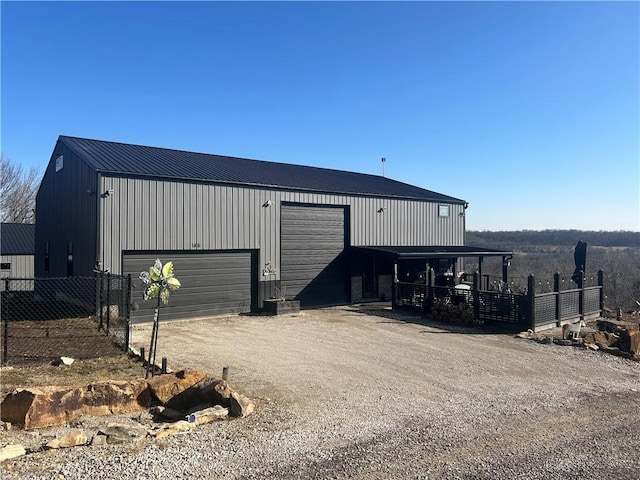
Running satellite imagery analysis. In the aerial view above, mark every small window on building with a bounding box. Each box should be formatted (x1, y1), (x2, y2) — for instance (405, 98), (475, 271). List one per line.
(67, 241), (73, 277)
(438, 204), (450, 217)
(55, 154), (64, 172)
(0, 263), (10, 271)
(44, 241), (50, 273)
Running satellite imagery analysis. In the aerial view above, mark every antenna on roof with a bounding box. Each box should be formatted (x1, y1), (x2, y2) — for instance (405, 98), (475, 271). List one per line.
(381, 157), (386, 177)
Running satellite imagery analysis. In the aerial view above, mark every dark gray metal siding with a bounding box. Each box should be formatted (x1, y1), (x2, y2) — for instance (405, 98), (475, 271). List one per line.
(99, 176), (466, 280)
(123, 250), (257, 323)
(280, 205), (349, 307)
(35, 142), (98, 277)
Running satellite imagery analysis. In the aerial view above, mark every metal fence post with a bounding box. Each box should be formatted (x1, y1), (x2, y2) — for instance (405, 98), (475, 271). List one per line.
(578, 269), (584, 320)
(597, 269), (604, 314)
(106, 273), (112, 334)
(472, 271), (480, 321)
(527, 274), (536, 331)
(124, 274), (132, 352)
(2, 313), (8, 365)
(2, 279), (9, 365)
(98, 271), (104, 331)
(553, 272), (561, 326)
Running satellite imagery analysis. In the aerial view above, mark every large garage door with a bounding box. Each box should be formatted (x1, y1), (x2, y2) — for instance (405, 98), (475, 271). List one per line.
(281, 205), (349, 308)
(123, 251), (256, 323)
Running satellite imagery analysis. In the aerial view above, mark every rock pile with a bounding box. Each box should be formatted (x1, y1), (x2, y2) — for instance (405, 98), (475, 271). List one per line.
(517, 319), (640, 361)
(0, 369), (256, 462)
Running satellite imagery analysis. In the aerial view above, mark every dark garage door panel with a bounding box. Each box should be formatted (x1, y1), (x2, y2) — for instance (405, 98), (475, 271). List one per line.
(281, 205), (349, 307)
(124, 251), (255, 323)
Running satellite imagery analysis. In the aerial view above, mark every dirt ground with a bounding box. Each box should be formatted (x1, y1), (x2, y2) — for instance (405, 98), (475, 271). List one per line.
(2, 303), (639, 479)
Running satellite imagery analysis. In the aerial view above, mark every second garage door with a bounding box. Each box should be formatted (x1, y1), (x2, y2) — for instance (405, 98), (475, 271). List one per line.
(124, 250), (256, 323)
(280, 204), (349, 308)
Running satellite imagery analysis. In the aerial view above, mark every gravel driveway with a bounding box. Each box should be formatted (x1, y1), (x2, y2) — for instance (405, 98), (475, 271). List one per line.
(6, 304), (640, 479)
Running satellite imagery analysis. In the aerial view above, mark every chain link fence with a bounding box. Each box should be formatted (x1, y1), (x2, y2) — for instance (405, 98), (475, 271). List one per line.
(0, 274), (131, 365)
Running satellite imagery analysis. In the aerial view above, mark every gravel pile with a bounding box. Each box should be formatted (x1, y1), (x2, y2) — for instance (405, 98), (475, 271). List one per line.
(3, 306), (639, 479)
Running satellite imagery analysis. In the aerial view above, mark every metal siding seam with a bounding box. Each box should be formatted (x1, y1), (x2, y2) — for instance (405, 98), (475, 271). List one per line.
(215, 186), (222, 249)
(178, 182), (186, 248)
(233, 187), (240, 247)
(149, 180), (157, 250)
(191, 184), (198, 249)
(198, 184), (205, 249)
(238, 188), (244, 247)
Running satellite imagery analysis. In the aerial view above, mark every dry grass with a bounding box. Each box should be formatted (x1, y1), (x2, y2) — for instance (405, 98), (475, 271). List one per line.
(0, 355), (147, 396)
(0, 314), (149, 397)
(1, 316), (127, 362)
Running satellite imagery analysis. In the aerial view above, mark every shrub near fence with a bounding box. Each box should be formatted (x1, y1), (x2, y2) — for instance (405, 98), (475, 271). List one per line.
(0, 274), (131, 365)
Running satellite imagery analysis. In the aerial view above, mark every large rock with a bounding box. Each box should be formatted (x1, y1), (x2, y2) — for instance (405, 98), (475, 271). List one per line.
(0, 386), (84, 430)
(230, 391), (255, 418)
(162, 376), (232, 411)
(582, 331), (619, 348)
(1, 380), (151, 430)
(154, 376), (254, 418)
(146, 370), (207, 406)
(82, 380), (151, 416)
(618, 330), (640, 360)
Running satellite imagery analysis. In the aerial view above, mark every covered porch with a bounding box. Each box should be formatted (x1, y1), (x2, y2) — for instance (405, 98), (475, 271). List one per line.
(351, 245), (514, 292)
(350, 245), (520, 330)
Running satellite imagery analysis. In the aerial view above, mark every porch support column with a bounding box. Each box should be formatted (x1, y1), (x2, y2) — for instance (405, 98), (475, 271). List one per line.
(478, 256), (484, 290)
(502, 256), (509, 283)
(391, 259), (398, 308)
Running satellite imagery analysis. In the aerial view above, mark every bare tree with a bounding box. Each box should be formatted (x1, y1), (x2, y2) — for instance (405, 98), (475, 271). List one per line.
(0, 154), (40, 224)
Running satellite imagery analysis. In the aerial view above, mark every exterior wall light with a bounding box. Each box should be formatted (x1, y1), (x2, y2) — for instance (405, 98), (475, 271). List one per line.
(262, 200), (274, 207)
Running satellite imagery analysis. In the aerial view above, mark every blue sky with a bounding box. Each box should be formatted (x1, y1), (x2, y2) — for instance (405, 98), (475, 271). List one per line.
(2, 1), (638, 231)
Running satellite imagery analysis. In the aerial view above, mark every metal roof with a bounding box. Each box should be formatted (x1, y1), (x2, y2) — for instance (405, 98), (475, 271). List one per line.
(0, 223), (35, 255)
(58, 136), (466, 203)
(352, 246), (513, 259)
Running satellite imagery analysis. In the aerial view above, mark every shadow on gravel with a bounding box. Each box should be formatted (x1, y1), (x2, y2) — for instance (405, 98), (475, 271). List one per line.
(346, 303), (511, 336)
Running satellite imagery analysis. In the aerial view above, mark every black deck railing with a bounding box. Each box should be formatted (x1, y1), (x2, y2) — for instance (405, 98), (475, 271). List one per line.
(393, 270), (603, 332)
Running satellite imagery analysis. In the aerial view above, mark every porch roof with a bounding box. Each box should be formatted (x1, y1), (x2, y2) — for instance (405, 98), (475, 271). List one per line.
(351, 245), (513, 259)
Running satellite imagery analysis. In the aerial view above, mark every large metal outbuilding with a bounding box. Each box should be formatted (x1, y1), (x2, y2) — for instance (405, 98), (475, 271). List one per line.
(1, 223), (35, 290)
(35, 136), (506, 322)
